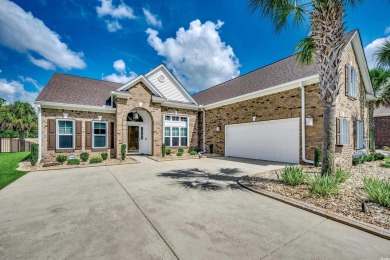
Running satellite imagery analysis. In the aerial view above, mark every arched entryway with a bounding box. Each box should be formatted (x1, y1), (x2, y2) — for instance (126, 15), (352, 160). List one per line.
(126, 109), (152, 155)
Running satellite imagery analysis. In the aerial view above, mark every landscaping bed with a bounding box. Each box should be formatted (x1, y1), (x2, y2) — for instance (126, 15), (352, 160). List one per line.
(245, 160), (390, 230)
(149, 154), (200, 162)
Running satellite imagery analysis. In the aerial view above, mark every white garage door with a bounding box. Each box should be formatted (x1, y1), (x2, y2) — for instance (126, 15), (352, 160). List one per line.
(225, 118), (300, 163)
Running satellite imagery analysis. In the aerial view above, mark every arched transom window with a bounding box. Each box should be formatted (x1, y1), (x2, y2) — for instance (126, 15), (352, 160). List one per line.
(127, 112), (144, 122)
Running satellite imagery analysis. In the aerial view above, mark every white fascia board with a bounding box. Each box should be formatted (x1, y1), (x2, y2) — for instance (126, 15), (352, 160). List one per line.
(111, 91), (130, 99)
(152, 96), (167, 103)
(161, 101), (200, 110)
(115, 75), (164, 97)
(146, 64), (198, 105)
(374, 113), (390, 117)
(366, 93), (376, 101)
(35, 101), (116, 114)
(203, 75), (320, 110)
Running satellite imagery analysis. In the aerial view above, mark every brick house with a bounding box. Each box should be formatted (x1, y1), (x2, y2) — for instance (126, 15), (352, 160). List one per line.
(374, 107), (390, 148)
(35, 30), (373, 168)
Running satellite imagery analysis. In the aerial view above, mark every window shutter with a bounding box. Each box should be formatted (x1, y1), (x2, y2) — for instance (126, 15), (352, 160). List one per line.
(75, 121), (82, 150)
(85, 121), (92, 149)
(336, 118), (341, 145)
(47, 119), (56, 150)
(343, 119), (349, 145)
(108, 122), (115, 149)
(345, 65), (349, 96)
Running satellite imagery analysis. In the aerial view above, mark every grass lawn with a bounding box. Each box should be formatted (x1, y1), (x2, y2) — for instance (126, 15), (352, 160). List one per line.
(0, 152), (30, 190)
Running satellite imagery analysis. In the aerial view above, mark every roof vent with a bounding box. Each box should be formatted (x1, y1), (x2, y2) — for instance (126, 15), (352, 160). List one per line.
(158, 74), (166, 83)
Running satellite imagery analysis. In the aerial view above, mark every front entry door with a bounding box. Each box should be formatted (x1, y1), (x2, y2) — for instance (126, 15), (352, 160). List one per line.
(128, 126), (139, 152)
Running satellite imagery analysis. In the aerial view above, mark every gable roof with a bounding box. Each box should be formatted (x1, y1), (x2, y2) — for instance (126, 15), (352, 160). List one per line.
(35, 73), (121, 107)
(374, 106), (390, 117)
(192, 30), (360, 106)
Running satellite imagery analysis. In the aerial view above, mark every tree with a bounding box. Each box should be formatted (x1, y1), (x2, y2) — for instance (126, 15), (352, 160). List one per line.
(368, 68), (390, 151)
(375, 39), (390, 68)
(0, 101), (37, 151)
(248, 0), (363, 175)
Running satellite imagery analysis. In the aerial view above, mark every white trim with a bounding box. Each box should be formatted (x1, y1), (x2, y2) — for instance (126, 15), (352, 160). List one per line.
(300, 84), (314, 164)
(111, 91), (130, 99)
(161, 101), (200, 110)
(115, 75), (163, 97)
(56, 119), (75, 150)
(162, 114), (189, 147)
(92, 121), (108, 149)
(37, 105), (42, 163)
(35, 101), (116, 114)
(203, 75), (320, 110)
(374, 113), (390, 117)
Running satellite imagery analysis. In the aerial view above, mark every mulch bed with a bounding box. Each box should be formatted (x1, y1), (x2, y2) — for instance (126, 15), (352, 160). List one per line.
(246, 160), (390, 230)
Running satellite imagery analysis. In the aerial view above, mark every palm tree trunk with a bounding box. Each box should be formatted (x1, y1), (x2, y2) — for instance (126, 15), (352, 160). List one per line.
(368, 102), (375, 152)
(321, 104), (336, 174)
(19, 131), (25, 152)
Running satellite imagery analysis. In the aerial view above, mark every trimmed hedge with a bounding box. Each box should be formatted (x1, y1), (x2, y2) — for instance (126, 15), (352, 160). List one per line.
(80, 152), (89, 162)
(56, 155), (67, 163)
(67, 158), (80, 165)
(90, 157), (103, 164)
(101, 152), (108, 160)
(30, 143), (39, 166)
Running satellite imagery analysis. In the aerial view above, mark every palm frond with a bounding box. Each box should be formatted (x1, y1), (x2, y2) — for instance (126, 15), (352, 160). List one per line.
(375, 39), (390, 68)
(295, 36), (316, 65)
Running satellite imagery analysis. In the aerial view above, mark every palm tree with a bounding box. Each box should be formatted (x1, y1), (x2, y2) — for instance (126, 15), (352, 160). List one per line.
(0, 101), (37, 151)
(248, 0), (363, 175)
(375, 39), (390, 68)
(368, 68), (390, 151)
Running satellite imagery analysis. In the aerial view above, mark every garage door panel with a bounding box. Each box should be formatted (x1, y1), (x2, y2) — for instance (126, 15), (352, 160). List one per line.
(225, 118), (299, 164)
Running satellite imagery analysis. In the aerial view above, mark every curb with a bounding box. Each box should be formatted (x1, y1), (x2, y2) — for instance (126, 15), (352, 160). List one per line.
(237, 179), (390, 240)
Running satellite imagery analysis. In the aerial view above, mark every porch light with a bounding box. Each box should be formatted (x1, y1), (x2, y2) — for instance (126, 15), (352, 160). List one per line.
(63, 113), (68, 118)
(252, 116), (257, 122)
(98, 116), (102, 121)
(134, 112), (139, 120)
(306, 115), (313, 126)
(216, 126), (221, 132)
(139, 102), (143, 107)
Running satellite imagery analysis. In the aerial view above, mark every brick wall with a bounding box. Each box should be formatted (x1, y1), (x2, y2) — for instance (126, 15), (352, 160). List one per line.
(374, 116), (390, 147)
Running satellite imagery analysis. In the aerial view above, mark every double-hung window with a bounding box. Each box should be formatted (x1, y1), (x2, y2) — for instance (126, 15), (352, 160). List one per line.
(347, 65), (358, 98)
(164, 115), (188, 147)
(337, 117), (349, 145)
(93, 122), (107, 148)
(356, 120), (364, 149)
(57, 120), (74, 149)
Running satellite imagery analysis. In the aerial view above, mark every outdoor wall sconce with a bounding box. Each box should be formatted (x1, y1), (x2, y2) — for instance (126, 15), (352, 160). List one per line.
(216, 126), (221, 132)
(306, 115), (313, 126)
(139, 102), (143, 107)
(63, 113), (68, 118)
(133, 112), (139, 120)
(97, 116), (102, 121)
(252, 115), (257, 122)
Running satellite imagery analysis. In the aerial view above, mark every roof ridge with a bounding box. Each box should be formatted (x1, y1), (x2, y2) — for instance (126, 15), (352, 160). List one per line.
(55, 72), (123, 85)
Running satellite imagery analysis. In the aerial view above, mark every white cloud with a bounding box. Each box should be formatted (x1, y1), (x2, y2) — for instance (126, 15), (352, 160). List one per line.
(105, 20), (122, 32)
(0, 0), (86, 70)
(96, 0), (136, 32)
(364, 34), (390, 69)
(146, 20), (240, 92)
(103, 59), (137, 83)
(0, 77), (40, 104)
(142, 8), (162, 28)
(385, 26), (390, 35)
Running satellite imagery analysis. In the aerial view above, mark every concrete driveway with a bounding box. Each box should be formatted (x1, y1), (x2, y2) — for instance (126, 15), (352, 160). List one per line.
(0, 156), (389, 259)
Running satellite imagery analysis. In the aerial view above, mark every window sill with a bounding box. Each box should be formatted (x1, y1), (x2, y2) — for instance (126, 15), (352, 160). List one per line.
(165, 146), (189, 148)
(346, 95), (357, 101)
(56, 149), (75, 153)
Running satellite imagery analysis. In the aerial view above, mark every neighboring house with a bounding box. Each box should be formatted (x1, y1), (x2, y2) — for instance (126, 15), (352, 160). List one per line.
(374, 106), (390, 147)
(35, 30), (373, 168)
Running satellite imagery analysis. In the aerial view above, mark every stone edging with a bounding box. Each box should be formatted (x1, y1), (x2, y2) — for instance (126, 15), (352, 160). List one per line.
(237, 179), (390, 240)
(148, 155), (201, 162)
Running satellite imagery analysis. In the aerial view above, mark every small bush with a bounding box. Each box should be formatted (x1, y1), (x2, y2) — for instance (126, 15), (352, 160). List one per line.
(177, 148), (184, 156)
(374, 153), (385, 160)
(67, 158), (80, 165)
(314, 147), (322, 167)
(30, 143), (39, 166)
(80, 152), (89, 162)
(380, 162), (390, 168)
(192, 146), (199, 153)
(276, 166), (306, 186)
(363, 177), (390, 208)
(190, 151), (197, 155)
(166, 149), (172, 155)
(162, 144), (166, 157)
(383, 146), (390, 151)
(56, 155), (67, 164)
(334, 169), (351, 184)
(352, 157), (364, 165)
(121, 144), (126, 160)
(363, 153), (375, 162)
(307, 174), (340, 197)
(101, 152), (108, 160)
(90, 157), (103, 164)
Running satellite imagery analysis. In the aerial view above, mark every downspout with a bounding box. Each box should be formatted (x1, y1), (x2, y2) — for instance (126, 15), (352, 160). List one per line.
(37, 105), (42, 163)
(300, 83), (314, 164)
(202, 107), (206, 152)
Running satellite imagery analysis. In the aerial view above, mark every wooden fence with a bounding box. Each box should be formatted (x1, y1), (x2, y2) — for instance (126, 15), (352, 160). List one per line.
(0, 138), (33, 153)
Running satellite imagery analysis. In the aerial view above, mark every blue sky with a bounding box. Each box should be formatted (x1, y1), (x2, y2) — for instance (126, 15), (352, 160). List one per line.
(0, 0), (389, 103)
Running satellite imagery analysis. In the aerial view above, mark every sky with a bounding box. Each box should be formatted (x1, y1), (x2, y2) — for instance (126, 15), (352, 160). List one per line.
(0, 0), (389, 104)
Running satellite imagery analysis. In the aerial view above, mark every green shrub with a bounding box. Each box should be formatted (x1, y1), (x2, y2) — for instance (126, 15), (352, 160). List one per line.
(101, 152), (108, 160)
(352, 157), (364, 166)
(56, 155), (67, 164)
(90, 157), (103, 164)
(383, 146), (390, 151)
(166, 149), (172, 155)
(276, 166), (306, 186)
(30, 143), (39, 166)
(363, 177), (390, 208)
(190, 151), (197, 155)
(162, 144), (166, 158)
(67, 158), (80, 165)
(334, 169), (351, 184)
(192, 146), (199, 153)
(80, 152), (89, 162)
(380, 162), (390, 168)
(374, 153), (385, 160)
(177, 148), (184, 156)
(363, 153), (375, 162)
(121, 144), (127, 160)
(307, 174), (340, 197)
(314, 147), (322, 167)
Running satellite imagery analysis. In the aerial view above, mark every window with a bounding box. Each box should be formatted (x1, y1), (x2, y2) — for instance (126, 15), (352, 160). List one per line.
(93, 122), (107, 148)
(337, 117), (349, 145)
(356, 120), (364, 149)
(347, 65), (358, 98)
(163, 115), (189, 146)
(57, 120), (74, 149)
(140, 126), (144, 140)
